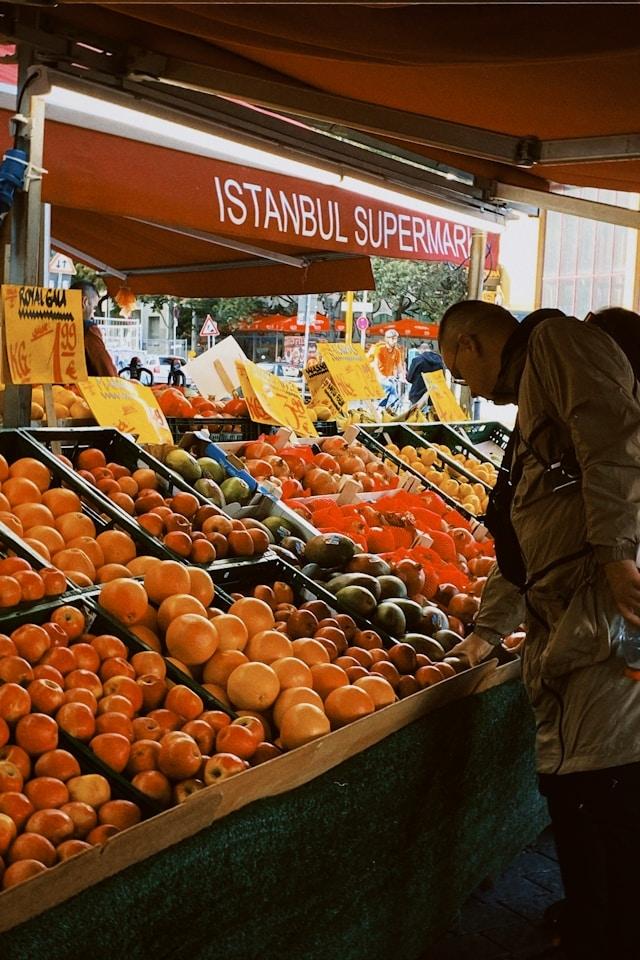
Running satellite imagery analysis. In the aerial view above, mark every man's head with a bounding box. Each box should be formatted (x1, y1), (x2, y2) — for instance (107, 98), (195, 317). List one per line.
(384, 329), (399, 350)
(438, 300), (518, 400)
(70, 280), (99, 325)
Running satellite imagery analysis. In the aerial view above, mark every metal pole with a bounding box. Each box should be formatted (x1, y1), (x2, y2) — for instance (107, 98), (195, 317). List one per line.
(5, 47), (45, 427)
(461, 230), (487, 419)
(344, 290), (354, 345)
(42, 202), (51, 288)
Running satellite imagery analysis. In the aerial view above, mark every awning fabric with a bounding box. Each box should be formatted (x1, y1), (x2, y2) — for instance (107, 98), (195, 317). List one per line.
(22, 3), (640, 195)
(372, 320), (440, 339)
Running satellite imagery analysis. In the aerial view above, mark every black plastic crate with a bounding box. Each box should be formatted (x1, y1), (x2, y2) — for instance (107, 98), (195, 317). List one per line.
(22, 427), (224, 567)
(314, 420), (338, 437)
(0, 428), (175, 562)
(166, 417), (261, 444)
(447, 420), (512, 463)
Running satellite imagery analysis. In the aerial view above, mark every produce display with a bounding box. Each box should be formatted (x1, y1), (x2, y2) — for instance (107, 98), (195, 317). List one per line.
(67, 446), (269, 564)
(386, 441), (496, 514)
(0, 420), (517, 901)
(156, 387), (249, 424)
(21, 386), (93, 425)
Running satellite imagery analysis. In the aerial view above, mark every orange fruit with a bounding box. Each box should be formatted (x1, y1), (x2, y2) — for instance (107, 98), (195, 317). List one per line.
(226, 662), (280, 711)
(55, 512), (96, 542)
(245, 629), (293, 664)
(76, 449), (107, 471)
(23, 539), (50, 562)
(14, 571), (45, 603)
(14, 503), (54, 528)
(165, 614), (218, 665)
(52, 548), (96, 582)
(163, 531), (192, 558)
(57, 839), (92, 861)
(8, 458), (51, 493)
(310, 663), (350, 700)
(129, 625), (161, 652)
(66, 536), (105, 570)
(132, 468), (158, 491)
(3, 476), (42, 506)
(117, 476), (139, 498)
(0, 576), (21, 608)
(171, 492), (199, 518)
(42, 488), (82, 516)
(202, 649), (248, 686)
(27, 525), (65, 556)
(2, 859), (47, 888)
(0, 455), (7, 482)
(0, 513), (23, 537)
(270, 656), (314, 690)
(290, 638), (330, 667)
(324, 685), (375, 728)
(99, 579), (148, 625)
(9, 833), (56, 867)
(228, 597), (275, 638)
(272, 686), (324, 729)
(96, 563), (134, 583)
(354, 675), (396, 709)
(212, 614), (248, 652)
(109, 491), (136, 515)
(157, 594), (208, 633)
(96, 530), (136, 566)
(127, 556), (161, 577)
(189, 539), (216, 565)
(143, 560), (191, 604)
(279, 703), (330, 750)
(186, 567), (215, 607)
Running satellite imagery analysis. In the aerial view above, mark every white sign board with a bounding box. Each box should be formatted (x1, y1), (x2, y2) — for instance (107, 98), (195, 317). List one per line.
(183, 336), (249, 399)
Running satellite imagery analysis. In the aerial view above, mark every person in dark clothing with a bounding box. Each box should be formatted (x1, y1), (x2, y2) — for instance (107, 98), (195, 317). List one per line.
(406, 343), (445, 403)
(70, 280), (118, 377)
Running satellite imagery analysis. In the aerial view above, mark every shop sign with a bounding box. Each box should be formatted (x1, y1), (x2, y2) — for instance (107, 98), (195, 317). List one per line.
(304, 359), (345, 414)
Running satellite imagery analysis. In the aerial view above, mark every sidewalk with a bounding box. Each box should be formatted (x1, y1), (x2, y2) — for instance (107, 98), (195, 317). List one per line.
(426, 829), (563, 959)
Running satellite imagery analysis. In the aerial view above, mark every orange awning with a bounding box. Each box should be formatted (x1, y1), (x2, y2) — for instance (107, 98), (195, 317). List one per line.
(16, 3), (640, 197)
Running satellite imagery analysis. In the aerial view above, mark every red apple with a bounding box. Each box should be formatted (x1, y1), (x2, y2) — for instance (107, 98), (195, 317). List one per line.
(203, 753), (248, 785)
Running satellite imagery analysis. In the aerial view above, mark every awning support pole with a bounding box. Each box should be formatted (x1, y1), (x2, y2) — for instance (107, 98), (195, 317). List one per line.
(462, 230), (487, 418)
(4, 46), (45, 428)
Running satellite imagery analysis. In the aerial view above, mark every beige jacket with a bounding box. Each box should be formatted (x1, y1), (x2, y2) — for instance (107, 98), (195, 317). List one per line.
(476, 316), (640, 775)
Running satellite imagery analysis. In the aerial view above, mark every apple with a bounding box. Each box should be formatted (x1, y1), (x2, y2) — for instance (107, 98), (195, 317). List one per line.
(173, 778), (206, 803)
(388, 643), (417, 675)
(203, 753), (248, 785)
(66, 774), (111, 809)
(250, 742), (282, 766)
(396, 675), (420, 699)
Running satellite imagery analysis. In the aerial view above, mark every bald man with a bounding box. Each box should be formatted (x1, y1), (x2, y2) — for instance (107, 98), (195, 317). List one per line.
(439, 299), (640, 960)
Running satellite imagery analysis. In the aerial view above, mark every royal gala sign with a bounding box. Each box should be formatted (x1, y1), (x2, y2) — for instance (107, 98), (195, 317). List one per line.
(212, 167), (499, 267)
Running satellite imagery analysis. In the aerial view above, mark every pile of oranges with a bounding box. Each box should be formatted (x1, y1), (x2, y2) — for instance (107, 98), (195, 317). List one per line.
(0, 556), (67, 610)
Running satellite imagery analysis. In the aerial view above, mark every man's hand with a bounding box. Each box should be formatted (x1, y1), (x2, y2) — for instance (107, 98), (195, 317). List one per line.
(447, 632), (497, 666)
(604, 559), (640, 627)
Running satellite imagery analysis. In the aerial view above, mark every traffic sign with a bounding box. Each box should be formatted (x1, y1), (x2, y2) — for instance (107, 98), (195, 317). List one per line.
(200, 315), (219, 337)
(48, 253), (76, 276)
(356, 314), (370, 331)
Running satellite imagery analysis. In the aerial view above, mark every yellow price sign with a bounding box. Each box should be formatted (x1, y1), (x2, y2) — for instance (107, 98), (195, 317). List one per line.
(236, 360), (318, 437)
(2, 285), (87, 385)
(78, 378), (173, 444)
(303, 359), (345, 414)
(423, 370), (466, 422)
(318, 342), (383, 402)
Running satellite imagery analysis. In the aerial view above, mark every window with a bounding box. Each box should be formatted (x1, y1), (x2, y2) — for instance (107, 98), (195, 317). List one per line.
(541, 187), (638, 316)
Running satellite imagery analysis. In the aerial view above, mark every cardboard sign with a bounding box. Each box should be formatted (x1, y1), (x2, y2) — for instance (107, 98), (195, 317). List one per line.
(183, 337), (248, 399)
(2, 285), (87, 384)
(318, 342), (383, 402)
(304, 359), (345, 414)
(423, 370), (466, 422)
(78, 378), (173, 444)
(236, 360), (318, 437)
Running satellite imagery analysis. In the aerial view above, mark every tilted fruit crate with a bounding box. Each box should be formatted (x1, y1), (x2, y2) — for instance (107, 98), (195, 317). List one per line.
(0, 428), (176, 562)
(354, 426), (478, 522)
(446, 420), (512, 465)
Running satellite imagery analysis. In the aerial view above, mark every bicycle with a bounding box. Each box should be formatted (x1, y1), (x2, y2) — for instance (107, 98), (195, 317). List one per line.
(118, 358), (154, 386)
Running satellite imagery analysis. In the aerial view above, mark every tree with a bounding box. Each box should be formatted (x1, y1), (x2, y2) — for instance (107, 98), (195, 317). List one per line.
(176, 296), (267, 341)
(370, 258), (468, 323)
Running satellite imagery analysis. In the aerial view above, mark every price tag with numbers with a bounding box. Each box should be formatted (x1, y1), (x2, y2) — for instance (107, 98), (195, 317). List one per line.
(423, 370), (466, 422)
(236, 360), (318, 437)
(2, 284), (87, 384)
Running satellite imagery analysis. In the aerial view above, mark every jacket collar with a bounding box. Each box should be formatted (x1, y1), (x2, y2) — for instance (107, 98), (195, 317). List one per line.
(492, 309), (565, 404)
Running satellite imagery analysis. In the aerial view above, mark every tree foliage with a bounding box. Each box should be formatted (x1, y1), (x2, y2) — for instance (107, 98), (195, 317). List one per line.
(370, 258), (468, 321)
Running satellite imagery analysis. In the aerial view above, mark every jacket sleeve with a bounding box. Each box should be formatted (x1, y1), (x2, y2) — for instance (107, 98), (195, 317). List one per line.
(528, 319), (640, 563)
(85, 327), (118, 378)
(473, 563), (526, 643)
(407, 357), (419, 384)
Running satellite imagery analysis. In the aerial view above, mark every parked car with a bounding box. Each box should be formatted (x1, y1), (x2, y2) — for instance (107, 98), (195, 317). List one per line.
(145, 355), (190, 385)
